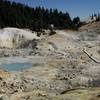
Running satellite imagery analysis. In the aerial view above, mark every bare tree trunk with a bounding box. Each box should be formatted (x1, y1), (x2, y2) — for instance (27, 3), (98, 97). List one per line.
(83, 48), (100, 64)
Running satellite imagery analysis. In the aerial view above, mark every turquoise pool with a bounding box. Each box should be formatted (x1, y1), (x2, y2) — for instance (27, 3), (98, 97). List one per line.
(1, 63), (33, 71)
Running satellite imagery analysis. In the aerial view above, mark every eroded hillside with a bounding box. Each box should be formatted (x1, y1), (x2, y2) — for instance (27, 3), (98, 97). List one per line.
(0, 22), (100, 100)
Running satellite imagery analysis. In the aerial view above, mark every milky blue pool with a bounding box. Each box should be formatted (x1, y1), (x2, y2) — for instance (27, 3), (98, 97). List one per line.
(1, 63), (33, 71)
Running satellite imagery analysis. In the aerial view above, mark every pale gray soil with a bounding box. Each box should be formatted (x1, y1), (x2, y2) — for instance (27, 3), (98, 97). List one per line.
(0, 22), (100, 100)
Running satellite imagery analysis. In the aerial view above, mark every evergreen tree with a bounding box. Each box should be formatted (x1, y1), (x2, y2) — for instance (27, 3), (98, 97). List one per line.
(0, 0), (77, 31)
(73, 16), (80, 27)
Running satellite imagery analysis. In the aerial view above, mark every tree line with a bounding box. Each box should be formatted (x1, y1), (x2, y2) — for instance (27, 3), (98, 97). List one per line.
(0, 0), (80, 31)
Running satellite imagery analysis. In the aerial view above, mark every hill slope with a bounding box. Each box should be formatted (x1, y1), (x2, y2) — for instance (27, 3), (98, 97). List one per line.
(0, 22), (100, 99)
(0, 28), (39, 48)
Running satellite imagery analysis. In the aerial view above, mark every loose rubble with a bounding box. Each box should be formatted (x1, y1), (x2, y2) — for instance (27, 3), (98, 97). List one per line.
(0, 22), (100, 99)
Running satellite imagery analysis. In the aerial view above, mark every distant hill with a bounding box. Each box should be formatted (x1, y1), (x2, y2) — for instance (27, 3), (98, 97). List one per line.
(79, 21), (100, 32)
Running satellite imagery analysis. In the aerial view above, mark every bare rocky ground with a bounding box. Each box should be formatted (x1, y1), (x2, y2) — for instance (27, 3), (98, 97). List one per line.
(0, 22), (100, 100)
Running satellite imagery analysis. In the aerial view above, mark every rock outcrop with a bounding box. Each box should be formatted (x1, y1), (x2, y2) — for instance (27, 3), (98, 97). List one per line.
(0, 28), (39, 48)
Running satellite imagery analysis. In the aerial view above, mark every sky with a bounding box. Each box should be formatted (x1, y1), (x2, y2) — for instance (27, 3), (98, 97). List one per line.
(9, 0), (100, 20)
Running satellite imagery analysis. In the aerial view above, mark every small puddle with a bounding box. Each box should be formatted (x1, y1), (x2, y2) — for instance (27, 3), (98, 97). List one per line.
(0, 63), (33, 71)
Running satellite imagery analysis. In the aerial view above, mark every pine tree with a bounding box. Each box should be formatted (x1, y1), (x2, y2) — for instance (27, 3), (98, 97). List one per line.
(0, 0), (77, 30)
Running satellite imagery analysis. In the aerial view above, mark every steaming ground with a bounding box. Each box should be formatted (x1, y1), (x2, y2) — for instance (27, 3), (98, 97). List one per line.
(0, 22), (100, 100)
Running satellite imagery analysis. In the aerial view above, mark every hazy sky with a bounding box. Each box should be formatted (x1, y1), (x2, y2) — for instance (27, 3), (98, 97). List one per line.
(9, 0), (100, 19)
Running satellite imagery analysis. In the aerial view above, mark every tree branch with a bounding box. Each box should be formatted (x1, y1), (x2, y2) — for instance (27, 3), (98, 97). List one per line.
(83, 48), (100, 64)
